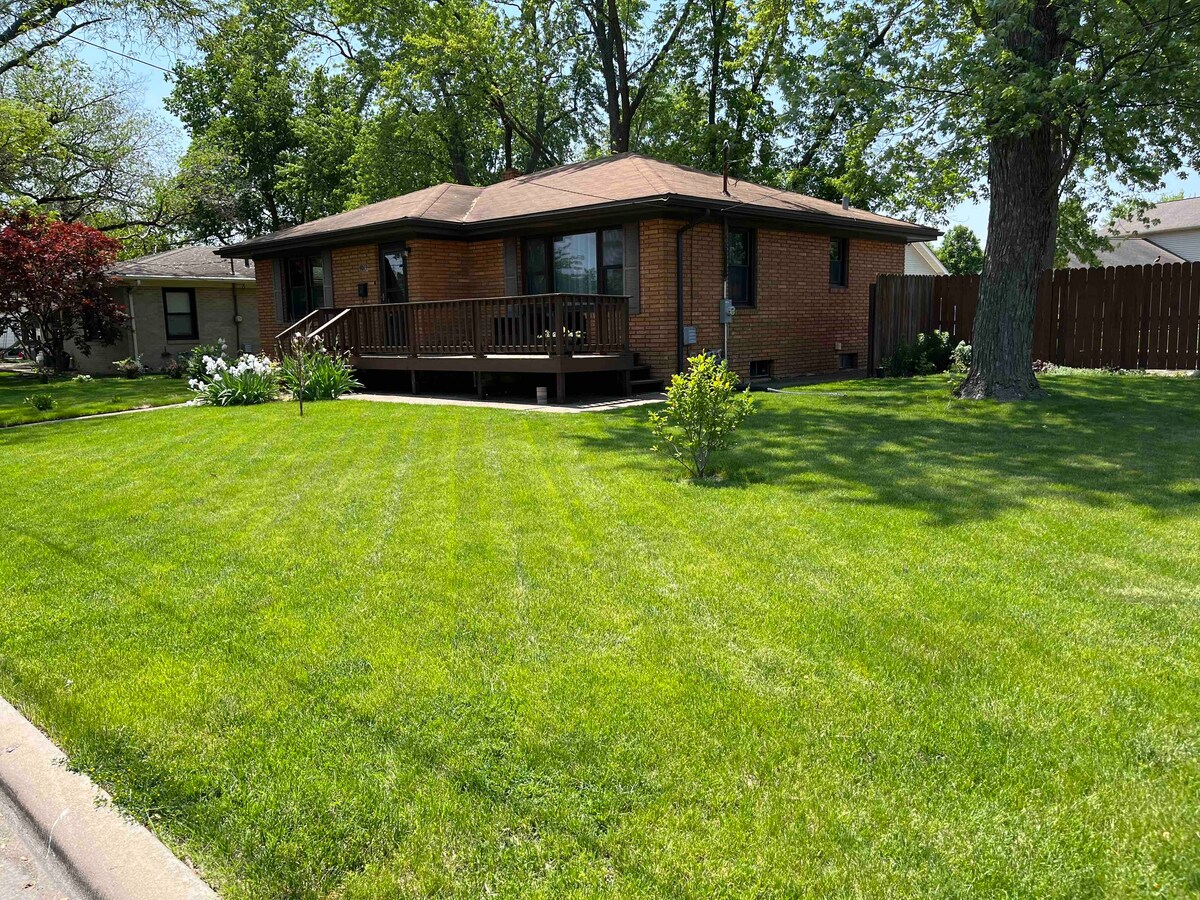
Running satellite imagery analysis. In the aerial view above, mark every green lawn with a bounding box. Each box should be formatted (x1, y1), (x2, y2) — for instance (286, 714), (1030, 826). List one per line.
(0, 370), (192, 426)
(1, 374), (1198, 898)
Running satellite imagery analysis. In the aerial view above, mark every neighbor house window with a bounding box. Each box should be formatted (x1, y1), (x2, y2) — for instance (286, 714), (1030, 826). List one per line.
(162, 288), (197, 340)
(830, 237), (849, 287)
(284, 255), (325, 320)
(379, 243), (408, 302)
(522, 229), (623, 294)
(726, 227), (755, 308)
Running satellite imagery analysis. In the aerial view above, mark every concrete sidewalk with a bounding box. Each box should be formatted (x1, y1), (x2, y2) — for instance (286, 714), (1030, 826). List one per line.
(345, 391), (666, 413)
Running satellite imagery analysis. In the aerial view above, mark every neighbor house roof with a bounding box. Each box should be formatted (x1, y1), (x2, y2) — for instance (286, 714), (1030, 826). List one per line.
(107, 245), (256, 282)
(1109, 196), (1200, 236)
(1068, 237), (1186, 268)
(218, 153), (939, 258)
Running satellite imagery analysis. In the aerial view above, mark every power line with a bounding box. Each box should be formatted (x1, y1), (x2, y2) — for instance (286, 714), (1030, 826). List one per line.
(59, 32), (175, 75)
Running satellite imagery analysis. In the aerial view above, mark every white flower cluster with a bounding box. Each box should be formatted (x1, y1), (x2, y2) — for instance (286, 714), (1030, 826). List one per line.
(189, 353), (275, 390)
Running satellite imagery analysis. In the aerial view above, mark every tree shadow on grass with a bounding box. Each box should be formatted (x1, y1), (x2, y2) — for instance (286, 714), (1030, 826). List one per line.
(576, 376), (1200, 527)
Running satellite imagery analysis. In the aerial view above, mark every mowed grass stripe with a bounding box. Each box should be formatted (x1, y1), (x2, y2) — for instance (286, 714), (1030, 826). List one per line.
(0, 375), (1198, 897)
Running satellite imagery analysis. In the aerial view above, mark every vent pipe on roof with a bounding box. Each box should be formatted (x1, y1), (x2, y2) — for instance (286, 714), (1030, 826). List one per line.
(722, 140), (730, 196)
(841, 197), (850, 210)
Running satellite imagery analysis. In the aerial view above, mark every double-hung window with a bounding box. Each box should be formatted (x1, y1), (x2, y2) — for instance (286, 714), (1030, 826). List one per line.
(726, 227), (755, 308)
(522, 229), (624, 295)
(162, 288), (198, 340)
(284, 255), (325, 321)
(829, 237), (849, 287)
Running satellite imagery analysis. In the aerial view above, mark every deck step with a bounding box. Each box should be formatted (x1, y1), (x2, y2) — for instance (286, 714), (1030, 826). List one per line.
(629, 377), (665, 393)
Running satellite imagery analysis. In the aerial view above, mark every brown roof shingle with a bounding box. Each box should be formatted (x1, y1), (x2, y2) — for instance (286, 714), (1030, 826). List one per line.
(219, 153), (937, 257)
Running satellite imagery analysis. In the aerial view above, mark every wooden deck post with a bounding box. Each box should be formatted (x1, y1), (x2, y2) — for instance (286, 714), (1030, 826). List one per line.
(556, 372), (567, 403)
(553, 296), (564, 357)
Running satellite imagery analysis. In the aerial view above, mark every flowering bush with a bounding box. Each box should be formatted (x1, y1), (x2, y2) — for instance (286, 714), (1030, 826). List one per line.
(181, 338), (229, 380)
(113, 355), (145, 378)
(188, 353), (279, 406)
(279, 343), (362, 401)
(25, 392), (55, 411)
(72, 374), (93, 383)
(950, 341), (972, 374)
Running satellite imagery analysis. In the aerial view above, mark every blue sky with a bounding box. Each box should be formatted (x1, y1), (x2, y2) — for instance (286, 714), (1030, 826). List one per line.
(73, 35), (1198, 247)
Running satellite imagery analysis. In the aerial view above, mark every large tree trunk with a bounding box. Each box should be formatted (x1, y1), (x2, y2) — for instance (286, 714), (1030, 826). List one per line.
(956, 125), (1060, 401)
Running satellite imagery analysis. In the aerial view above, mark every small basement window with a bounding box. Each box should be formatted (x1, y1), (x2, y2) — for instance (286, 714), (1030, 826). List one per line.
(748, 359), (773, 379)
(839, 352), (859, 370)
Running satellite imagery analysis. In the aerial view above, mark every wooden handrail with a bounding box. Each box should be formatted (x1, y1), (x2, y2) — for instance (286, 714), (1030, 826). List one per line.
(319, 293), (630, 358)
(273, 306), (334, 343)
(308, 308), (350, 342)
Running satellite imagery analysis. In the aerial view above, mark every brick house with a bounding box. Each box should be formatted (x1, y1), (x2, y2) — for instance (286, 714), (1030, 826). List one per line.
(72, 246), (259, 375)
(217, 153), (936, 400)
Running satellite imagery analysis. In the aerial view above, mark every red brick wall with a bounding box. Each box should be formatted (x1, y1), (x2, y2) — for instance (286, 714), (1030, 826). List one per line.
(254, 224), (905, 375)
(466, 239), (506, 296)
(633, 218), (905, 380)
(332, 245), (380, 306)
(255, 263), (277, 350)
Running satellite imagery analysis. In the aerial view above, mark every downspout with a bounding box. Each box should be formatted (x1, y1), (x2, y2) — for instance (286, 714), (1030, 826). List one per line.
(127, 284), (139, 360)
(230, 257), (241, 350)
(232, 282), (241, 350)
(675, 212), (710, 373)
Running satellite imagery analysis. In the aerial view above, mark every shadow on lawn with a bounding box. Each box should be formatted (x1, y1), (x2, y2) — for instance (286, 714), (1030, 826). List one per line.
(580, 376), (1200, 526)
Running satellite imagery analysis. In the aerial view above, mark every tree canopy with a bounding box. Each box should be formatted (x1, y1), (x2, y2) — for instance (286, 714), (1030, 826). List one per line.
(0, 207), (124, 373)
(936, 226), (984, 276)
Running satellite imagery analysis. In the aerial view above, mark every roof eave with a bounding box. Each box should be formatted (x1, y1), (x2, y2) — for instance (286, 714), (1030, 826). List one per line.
(106, 274), (256, 284)
(217, 194), (938, 257)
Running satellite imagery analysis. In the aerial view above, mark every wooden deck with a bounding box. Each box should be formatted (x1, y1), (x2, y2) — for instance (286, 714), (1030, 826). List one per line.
(278, 293), (635, 401)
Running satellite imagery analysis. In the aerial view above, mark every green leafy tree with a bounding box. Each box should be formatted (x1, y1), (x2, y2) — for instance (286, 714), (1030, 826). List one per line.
(650, 353), (754, 480)
(1, 0), (208, 75)
(936, 225), (984, 275)
(0, 54), (176, 245)
(802, 0), (1200, 398)
(634, 0), (788, 180)
(166, 1), (364, 239)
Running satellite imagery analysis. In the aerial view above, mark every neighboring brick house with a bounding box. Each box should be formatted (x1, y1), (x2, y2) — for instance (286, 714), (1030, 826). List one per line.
(72, 246), (259, 375)
(218, 154), (936, 398)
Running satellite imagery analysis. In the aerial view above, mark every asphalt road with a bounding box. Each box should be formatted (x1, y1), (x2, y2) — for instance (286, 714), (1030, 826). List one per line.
(0, 793), (81, 900)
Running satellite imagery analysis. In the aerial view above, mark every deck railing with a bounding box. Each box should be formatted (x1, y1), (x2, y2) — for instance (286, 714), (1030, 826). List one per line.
(288, 293), (630, 358)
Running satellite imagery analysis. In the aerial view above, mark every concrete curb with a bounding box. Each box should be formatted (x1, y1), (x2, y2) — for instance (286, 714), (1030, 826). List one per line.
(1, 403), (190, 430)
(0, 698), (217, 900)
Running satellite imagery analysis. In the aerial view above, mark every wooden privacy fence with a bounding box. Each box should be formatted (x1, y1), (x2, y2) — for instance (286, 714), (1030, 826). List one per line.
(870, 262), (1200, 371)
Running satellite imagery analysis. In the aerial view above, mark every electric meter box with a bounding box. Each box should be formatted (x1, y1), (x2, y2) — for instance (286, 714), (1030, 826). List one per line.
(719, 299), (735, 324)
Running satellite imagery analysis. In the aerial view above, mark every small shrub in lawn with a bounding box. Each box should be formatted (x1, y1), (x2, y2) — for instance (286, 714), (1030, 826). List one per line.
(72, 374), (93, 383)
(279, 343), (362, 401)
(883, 330), (954, 377)
(188, 353), (279, 406)
(950, 341), (972, 374)
(25, 392), (56, 411)
(162, 357), (186, 378)
(650, 353), (754, 480)
(113, 356), (145, 378)
(181, 339), (229, 380)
